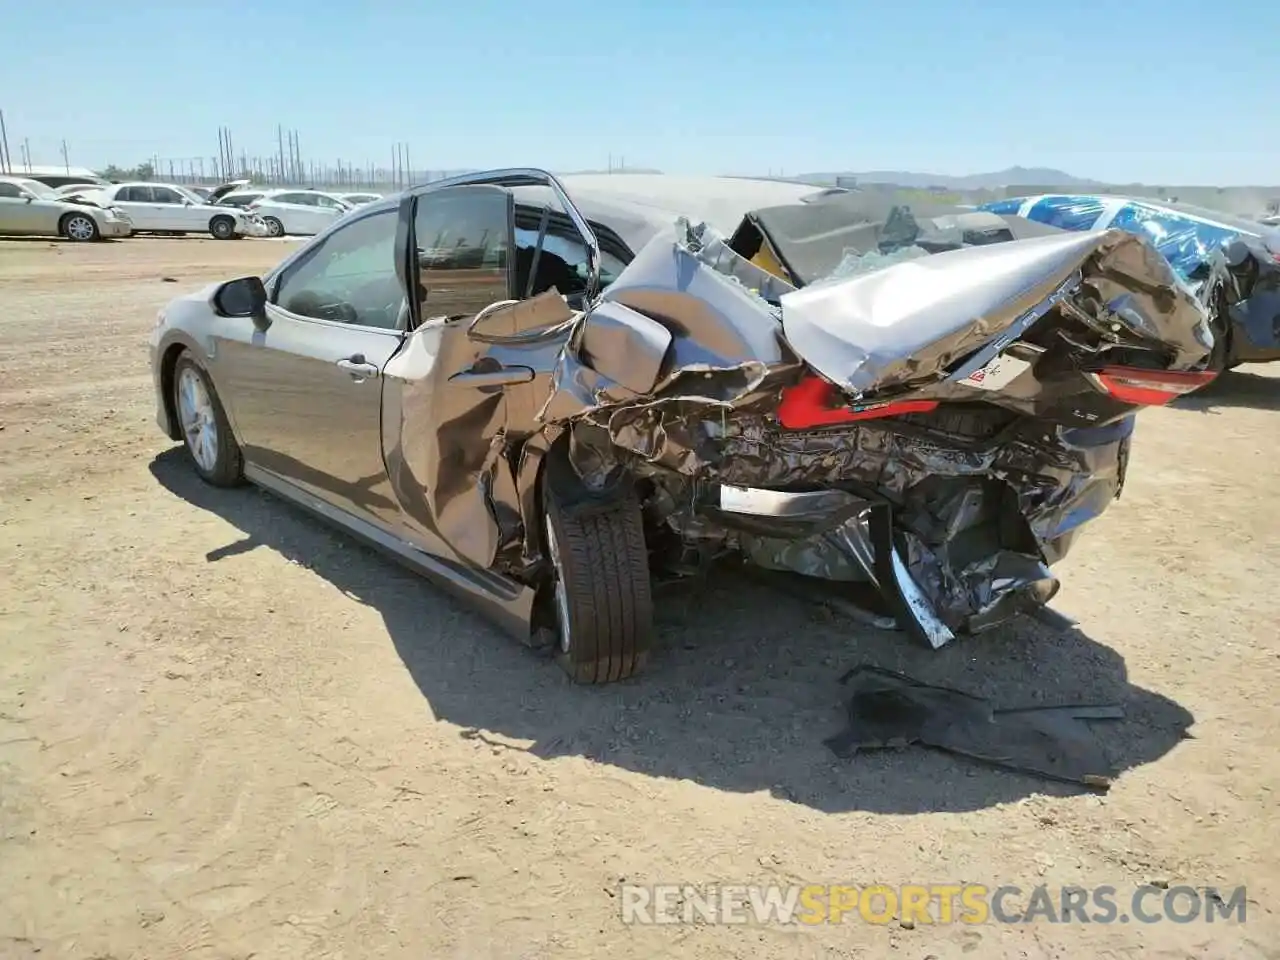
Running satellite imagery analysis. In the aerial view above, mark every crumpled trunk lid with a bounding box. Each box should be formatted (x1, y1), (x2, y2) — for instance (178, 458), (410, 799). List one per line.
(780, 229), (1211, 396)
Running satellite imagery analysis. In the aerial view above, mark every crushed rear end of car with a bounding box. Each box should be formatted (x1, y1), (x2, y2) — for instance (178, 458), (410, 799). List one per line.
(530, 198), (1215, 645)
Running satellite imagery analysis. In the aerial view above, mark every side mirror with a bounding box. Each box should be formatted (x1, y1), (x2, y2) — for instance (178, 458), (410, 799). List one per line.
(183, 199), (194, 206)
(213, 276), (269, 330)
(23, 195), (34, 203)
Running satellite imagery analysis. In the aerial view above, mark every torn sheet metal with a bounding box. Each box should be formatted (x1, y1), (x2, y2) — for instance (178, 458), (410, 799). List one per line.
(1202, 236), (1280, 364)
(780, 229), (1211, 396)
(825, 665), (1122, 788)
(704, 411), (1129, 632)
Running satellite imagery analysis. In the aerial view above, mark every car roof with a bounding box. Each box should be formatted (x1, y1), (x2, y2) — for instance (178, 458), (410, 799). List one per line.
(109, 181), (192, 190)
(346, 172), (854, 255)
(526, 174), (836, 252)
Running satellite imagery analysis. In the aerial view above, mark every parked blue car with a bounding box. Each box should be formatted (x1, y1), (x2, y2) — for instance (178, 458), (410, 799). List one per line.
(980, 195), (1280, 368)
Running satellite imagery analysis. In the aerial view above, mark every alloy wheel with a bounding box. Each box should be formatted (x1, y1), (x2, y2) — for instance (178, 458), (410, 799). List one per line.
(176, 366), (219, 472)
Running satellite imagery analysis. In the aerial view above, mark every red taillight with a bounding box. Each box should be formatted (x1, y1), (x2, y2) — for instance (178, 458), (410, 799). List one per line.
(778, 375), (939, 429)
(1085, 366), (1217, 406)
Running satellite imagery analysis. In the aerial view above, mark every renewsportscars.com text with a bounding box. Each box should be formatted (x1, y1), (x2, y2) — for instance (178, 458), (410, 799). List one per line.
(620, 883), (1247, 926)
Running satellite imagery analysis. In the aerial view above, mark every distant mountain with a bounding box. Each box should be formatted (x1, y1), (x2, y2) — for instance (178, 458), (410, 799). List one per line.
(797, 166), (1101, 189)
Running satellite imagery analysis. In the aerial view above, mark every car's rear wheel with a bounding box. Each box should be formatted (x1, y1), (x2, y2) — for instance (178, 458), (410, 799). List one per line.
(61, 213), (99, 242)
(542, 481), (653, 684)
(172, 353), (243, 487)
(263, 217), (284, 237)
(208, 216), (236, 240)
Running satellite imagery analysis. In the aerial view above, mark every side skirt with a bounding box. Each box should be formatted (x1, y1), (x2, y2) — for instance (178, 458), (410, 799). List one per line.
(244, 464), (536, 638)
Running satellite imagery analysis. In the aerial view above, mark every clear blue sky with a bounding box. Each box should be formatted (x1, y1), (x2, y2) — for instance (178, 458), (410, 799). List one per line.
(2, 0), (1277, 184)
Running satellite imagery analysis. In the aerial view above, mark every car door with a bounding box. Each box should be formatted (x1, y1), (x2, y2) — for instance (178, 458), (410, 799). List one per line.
(290, 193), (332, 235)
(112, 186), (158, 229)
(0, 181), (42, 233)
(215, 207), (407, 526)
(379, 184), (552, 569)
(149, 185), (194, 230)
(314, 194), (348, 228)
(265, 192), (311, 234)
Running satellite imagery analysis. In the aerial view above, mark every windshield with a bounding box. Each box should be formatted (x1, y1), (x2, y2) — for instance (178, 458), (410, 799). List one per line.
(20, 179), (58, 200)
(173, 186), (206, 205)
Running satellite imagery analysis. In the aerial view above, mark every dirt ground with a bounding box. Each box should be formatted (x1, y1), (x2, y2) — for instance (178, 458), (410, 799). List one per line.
(1, 236), (1278, 960)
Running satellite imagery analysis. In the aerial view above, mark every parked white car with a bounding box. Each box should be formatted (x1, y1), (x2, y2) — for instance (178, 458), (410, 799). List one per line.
(84, 182), (260, 239)
(243, 189), (354, 236)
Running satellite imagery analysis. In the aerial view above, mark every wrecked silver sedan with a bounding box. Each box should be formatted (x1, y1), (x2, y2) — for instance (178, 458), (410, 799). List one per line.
(149, 170), (1216, 683)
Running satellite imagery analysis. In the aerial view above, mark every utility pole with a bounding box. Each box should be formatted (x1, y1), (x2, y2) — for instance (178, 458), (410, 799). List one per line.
(61, 140), (70, 174)
(217, 126), (235, 180)
(276, 124), (286, 185)
(0, 109), (10, 174)
(402, 143), (411, 186)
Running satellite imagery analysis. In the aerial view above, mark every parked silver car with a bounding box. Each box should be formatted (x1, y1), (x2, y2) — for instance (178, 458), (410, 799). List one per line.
(0, 176), (132, 240)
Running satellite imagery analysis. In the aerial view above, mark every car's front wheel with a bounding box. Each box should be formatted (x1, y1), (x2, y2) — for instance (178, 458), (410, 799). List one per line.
(263, 217), (284, 237)
(172, 353), (243, 486)
(61, 213), (100, 242)
(542, 481), (653, 683)
(208, 215), (236, 240)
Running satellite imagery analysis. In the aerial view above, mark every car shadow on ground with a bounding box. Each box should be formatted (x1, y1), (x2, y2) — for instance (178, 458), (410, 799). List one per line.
(1173, 366), (1280, 413)
(0, 236), (124, 245)
(150, 448), (1194, 815)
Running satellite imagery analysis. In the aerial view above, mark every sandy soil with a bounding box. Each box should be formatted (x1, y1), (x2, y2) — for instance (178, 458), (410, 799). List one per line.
(1, 236), (1278, 959)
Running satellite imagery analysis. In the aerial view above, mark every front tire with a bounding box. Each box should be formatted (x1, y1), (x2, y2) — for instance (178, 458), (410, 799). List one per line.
(542, 481), (653, 684)
(172, 353), (243, 487)
(263, 217), (284, 238)
(209, 216), (236, 240)
(61, 213), (100, 242)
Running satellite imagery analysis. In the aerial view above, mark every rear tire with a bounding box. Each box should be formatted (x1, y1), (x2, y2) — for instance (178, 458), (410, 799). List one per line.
(542, 481), (653, 684)
(61, 213), (99, 242)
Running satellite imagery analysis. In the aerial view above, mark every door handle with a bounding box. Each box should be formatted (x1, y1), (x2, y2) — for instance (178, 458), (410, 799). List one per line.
(337, 357), (379, 380)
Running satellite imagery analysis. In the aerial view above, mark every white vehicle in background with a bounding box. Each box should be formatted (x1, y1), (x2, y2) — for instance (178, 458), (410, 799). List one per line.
(338, 191), (382, 206)
(242, 189), (354, 236)
(83, 181), (262, 239)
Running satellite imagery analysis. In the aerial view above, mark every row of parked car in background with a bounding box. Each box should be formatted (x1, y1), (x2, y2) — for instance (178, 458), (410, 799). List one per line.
(0, 172), (383, 242)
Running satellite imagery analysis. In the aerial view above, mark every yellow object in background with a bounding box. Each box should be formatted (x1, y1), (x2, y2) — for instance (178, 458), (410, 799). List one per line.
(750, 241), (790, 282)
